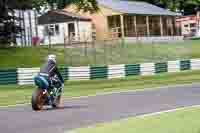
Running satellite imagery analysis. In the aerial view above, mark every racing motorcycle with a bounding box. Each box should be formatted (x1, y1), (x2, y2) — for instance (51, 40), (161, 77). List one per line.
(31, 75), (63, 111)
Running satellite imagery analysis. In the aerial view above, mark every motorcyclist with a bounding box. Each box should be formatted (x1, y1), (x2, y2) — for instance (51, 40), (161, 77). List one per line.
(34, 54), (64, 104)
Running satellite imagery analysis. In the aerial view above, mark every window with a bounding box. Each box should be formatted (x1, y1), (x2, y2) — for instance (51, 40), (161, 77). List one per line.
(149, 16), (161, 36)
(107, 15), (122, 38)
(107, 15), (121, 28)
(191, 29), (196, 33)
(136, 16), (147, 36)
(124, 15), (136, 37)
(190, 23), (196, 28)
(92, 23), (96, 40)
(184, 24), (189, 27)
(44, 24), (60, 36)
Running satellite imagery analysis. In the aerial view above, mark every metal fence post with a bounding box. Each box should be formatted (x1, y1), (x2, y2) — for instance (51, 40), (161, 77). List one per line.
(63, 26), (68, 67)
(109, 40), (113, 63)
(92, 40), (97, 65)
(151, 40), (155, 62)
(84, 41), (88, 57)
(121, 38), (125, 63)
(104, 40), (107, 65)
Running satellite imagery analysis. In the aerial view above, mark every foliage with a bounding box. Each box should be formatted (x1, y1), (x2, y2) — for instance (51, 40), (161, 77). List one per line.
(45, 0), (99, 12)
(0, 0), (21, 45)
(0, 0), (99, 45)
(132, 0), (200, 14)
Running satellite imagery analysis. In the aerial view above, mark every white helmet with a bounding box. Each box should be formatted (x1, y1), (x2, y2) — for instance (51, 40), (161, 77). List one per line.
(48, 54), (56, 63)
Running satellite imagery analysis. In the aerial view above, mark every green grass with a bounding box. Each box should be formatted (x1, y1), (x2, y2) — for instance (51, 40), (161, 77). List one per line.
(1, 40), (200, 68)
(1, 70), (200, 106)
(0, 47), (64, 68)
(68, 106), (200, 133)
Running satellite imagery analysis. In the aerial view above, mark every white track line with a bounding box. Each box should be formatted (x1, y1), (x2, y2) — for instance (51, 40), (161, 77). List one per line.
(135, 104), (200, 118)
(66, 105), (200, 133)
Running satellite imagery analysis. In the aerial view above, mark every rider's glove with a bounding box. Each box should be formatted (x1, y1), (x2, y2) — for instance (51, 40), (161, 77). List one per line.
(58, 83), (64, 94)
(61, 83), (64, 89)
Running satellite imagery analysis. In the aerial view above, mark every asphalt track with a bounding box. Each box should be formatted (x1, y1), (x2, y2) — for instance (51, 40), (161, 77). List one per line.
(1, 84), (200, 133)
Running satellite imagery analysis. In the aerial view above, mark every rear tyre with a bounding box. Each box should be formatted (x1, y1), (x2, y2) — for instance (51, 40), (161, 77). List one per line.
(32, 89), (46, 111)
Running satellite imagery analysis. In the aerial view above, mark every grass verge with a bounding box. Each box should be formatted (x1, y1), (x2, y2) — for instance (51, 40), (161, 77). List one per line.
(1, 70), (200, 106)
(68, 106), (200, 133)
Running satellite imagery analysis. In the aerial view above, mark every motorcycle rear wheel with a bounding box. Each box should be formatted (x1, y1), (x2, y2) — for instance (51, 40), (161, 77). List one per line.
(32, 89), (46, 111)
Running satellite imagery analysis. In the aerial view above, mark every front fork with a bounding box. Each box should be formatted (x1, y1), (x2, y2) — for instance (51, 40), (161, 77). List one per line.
(44, 87), (63, 104)
(54, 87), (63, 97)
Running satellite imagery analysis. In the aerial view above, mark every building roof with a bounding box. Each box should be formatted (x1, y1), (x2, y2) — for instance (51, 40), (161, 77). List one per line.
(38, 10), (91, 25)
(97, 0), (181, 16)
(176, 15), (197, 22)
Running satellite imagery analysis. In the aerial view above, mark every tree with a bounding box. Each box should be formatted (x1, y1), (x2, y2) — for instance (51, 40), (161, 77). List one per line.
(0, 0), (99, 45)
(0, 0), (23, 45)
(132, 0), (200, 14)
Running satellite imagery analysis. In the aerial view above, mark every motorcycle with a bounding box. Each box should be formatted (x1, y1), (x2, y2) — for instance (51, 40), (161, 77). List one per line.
(31, 75), (63, 111)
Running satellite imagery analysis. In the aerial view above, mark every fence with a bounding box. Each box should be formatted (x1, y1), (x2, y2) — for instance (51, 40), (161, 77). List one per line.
(49, 38), (193, 67)
(1, 58), (200, 85)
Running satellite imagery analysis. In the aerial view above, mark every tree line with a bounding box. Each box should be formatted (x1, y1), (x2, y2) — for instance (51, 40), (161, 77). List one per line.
(131, 0), (200, 14)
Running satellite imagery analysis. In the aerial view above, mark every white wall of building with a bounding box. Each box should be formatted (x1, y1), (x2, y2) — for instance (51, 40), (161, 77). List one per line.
(38, 23), (66, 45)
(78, 21), (92, 42)
(38, 21), (92, 45)
(181, 20), (197, 36)
(178, 16), (200, 37)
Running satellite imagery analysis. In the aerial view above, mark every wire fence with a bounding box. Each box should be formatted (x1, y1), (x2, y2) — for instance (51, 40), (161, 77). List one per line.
(49, 38), (194, 67)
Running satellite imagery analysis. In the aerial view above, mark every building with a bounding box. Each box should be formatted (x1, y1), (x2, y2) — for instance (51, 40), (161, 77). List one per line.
(65, 0), (183, 42)
(37, 10), (92, 45)
(176, 14), (200, 37)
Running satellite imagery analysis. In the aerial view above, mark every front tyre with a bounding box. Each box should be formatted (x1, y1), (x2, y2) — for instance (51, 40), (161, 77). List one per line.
(31, 89), (46, 111)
